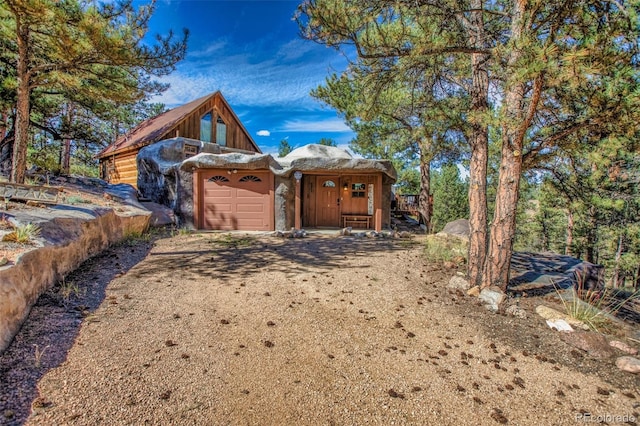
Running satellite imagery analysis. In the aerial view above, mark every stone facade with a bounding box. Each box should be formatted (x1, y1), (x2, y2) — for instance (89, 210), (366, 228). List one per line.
(137, 138), (397, 230)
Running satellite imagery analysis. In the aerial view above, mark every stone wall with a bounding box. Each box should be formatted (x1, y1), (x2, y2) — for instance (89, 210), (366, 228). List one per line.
(0, 207), (150, 354)
(274, 176), (295, 230)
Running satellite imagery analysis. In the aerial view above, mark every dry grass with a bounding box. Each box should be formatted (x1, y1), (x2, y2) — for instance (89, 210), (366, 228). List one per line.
(423, 234), (467, 263)
(2, 223), (40, 244)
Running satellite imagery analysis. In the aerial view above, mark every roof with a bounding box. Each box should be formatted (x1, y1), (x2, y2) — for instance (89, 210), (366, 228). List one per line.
(145, 142), (397, 181)
(96, 91), (259, 158)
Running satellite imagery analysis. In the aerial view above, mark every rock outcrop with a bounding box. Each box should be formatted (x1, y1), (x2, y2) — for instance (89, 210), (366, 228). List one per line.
(0, 201), (150, 353)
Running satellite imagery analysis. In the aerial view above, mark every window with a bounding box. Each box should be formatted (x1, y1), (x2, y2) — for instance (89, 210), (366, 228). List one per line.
(208, 175), (229, 182)
(322, 180), (336, 187)
(183, 144), (198, 159)
(216, 116), (227, 146)
(352, 183), (366, 198)
(239, 175), (262, 182)
(200, 112), (212, 142)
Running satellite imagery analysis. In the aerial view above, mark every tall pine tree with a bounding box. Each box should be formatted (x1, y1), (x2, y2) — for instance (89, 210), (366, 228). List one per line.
(0, 0), (187, 183)
(298, 0), (639, 292)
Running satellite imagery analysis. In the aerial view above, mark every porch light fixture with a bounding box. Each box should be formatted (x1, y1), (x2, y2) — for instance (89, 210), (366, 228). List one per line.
(294, 171), (302, 181)
(343, 183), (348, 191)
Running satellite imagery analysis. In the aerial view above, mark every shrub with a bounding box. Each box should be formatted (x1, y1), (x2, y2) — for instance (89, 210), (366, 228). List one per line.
(423, 235), (467, 263)
(2, 222), (41, 244)
(556, 278), (640, 332)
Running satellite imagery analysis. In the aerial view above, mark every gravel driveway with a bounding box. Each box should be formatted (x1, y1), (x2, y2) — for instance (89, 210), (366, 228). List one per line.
(2, 231), (638, 425)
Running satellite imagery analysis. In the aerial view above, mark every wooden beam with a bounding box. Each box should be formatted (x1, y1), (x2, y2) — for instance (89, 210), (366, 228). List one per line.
(375, 174), (382, 232)
(193, 170), (201, 229)
(294, 175), (301, 229)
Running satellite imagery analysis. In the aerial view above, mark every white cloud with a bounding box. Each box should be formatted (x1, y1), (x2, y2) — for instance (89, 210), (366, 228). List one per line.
(276, 38), (319, 62)
(257, 130), (271, 137)
(280, 118), (352, 133)
(151, 38), (348, 110)
(188, 40), (228, 58)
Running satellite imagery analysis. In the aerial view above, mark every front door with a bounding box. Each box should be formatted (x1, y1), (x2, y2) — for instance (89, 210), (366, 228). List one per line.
(316, 176), (340, 227)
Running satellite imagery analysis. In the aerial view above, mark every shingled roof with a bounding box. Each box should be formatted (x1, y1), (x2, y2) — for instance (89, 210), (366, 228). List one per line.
(96, 91), (258, 158)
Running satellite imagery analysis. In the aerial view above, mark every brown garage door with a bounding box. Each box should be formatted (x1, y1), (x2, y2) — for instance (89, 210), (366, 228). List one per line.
(199, 170), (273, 231)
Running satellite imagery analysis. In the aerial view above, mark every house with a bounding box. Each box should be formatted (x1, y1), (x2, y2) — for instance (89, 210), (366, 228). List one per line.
(102, 93), (397, 232)
(96, 91), (260, 187)
(137, 139), (397, 232)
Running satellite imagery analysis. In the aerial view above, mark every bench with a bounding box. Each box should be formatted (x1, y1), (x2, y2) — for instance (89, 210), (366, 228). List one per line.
(342, 214), (372, 229)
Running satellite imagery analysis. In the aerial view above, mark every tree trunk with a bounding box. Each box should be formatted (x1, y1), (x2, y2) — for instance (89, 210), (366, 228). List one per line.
(540, 212), (549, 251)
(61, 138), (71, 175)
(60, 104), (74, 175)
(0, 135), (14, 179)
(467, 136), (488, 287)
(11, 15), (30, 184)
(485, 135), (523, 290)
(611, 233), (626, 288)
(0, 113), (7, 140)
(483, 0), (540, 291)
(418, 139), (432, 233)
(585, 206), (598, 263)
(565, 209), (574, 256)
(465, 0), (490, 288)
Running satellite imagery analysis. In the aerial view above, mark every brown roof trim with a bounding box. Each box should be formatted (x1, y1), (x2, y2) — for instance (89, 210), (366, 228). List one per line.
(96, 91), (260, 158)
(215, 92), (261, 154)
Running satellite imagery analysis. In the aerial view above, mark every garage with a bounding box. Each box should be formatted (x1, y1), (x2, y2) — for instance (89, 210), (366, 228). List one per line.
(196, 169), (274, 231)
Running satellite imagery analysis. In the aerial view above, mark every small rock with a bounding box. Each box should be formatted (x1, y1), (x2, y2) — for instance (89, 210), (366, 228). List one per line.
(505, 304), (527, 319)
(535, 305), (589, 330)
(545, 319), (573, 332)
(447, 276), (471, 290)
(478, 286), (506, 312)
(0, 257), (8, 266)
(291, 229), (307, 238)
(616, 356), (640, 374)
(609, 340), (638, 355)
(443, 261), (457, 269)
(339, 227), (352, 236)
(558, 331), (617, 358)
(388, 389), (405, 399)
(467, 286), (480, 297)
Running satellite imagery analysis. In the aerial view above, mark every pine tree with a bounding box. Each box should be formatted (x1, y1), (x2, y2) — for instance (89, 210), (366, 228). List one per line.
(297, 0), (491, 285)
(317, 137), (337, 147)
(298, 0), (640, 291)
(0, 0), (187, 183)
(431, 164), (469, 233)
(278, 139), (293, 157)
(311, 62), (467, 232)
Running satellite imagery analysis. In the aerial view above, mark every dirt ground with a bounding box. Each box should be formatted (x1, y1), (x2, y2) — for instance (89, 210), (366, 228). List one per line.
(1, 229), (639, 425)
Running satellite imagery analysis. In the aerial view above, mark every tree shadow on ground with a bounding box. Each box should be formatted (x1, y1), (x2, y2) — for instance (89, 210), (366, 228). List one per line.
(0, 237), (157, 426)
(0, 230), (420, 425)
(139, 232), (419, 282)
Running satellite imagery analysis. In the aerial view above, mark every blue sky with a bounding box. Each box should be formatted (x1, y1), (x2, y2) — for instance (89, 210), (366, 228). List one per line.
(142, 0), (355, 155)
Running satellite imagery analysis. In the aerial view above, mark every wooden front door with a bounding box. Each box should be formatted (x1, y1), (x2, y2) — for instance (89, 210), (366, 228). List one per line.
(316, 176), (341, 227)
